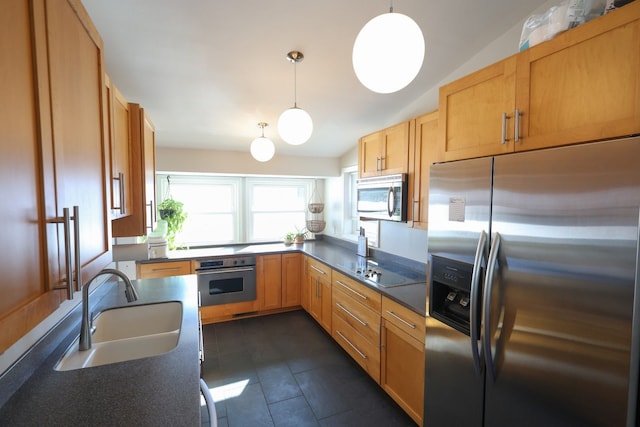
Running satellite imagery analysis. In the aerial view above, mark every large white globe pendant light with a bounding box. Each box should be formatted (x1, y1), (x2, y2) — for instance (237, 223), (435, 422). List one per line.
(278, 51), (313, 145)
(250, 122), (275, 162)
(353, 3), (425, 94)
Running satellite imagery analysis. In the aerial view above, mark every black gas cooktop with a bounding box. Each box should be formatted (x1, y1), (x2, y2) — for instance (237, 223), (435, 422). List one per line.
(337, 258), (420, 288)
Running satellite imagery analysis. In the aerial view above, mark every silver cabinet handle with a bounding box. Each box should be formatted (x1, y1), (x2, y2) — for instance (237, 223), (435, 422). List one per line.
(470, 230), (487, 375)
(376, 156), (381, 171)
(501, 112), (510, 145)
(48, 206), (81, 298)
(62, 208), (73, 299)
(310, 264), (327, 275)
(514, 108), (521, 143)
(146, 200), (154, 230)
(336, 330), (367, 360)
(337, 303), (367, 326)
(118, 172), (125, 215)
(335, 280), (368, 301)
(72, 206), (81, 292)
(483, 232), (501, 382)
(385, 310), (416, 329)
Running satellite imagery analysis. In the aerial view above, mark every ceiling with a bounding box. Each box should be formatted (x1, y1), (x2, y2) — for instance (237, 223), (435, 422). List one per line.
(82, 0), (545, 159)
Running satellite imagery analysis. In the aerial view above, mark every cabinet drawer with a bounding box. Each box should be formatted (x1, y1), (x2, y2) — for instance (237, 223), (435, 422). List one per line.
(333, 287), (380, 345)
(137, 260), (192, 279)
(382, 296), (425, 344)
(307, 258), (331, 277)
(332, 314), (381, 383)
(332, 270), (381, 313)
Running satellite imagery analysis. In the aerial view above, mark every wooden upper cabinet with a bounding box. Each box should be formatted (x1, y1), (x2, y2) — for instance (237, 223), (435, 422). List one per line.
(440, 3), (640, 161)
(408, 111), (440, 228)
(44, 0), (111, 284)
(0, 0), (110, 352)
(112, 104), (157, 237)
(439, 56), (517, 161)
(0, 0), (55, 354)
(359, 121), (410, 177)
(106, 76), (132, 219)
(515, 4), (640, 151)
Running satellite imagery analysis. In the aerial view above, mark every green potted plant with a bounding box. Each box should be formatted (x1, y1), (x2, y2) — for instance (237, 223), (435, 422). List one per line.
(294, 226), (308, 244)
(157, 198), (187, 250)
(284, 232), (295, 246)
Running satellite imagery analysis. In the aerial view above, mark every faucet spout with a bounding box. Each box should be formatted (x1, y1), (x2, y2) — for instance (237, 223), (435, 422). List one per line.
(79, 268), (138, 351)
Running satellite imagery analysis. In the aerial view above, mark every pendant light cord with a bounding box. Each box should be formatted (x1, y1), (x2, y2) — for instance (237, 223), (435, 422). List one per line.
(389, 0), (394, 13)
(293, 59), (298, 108)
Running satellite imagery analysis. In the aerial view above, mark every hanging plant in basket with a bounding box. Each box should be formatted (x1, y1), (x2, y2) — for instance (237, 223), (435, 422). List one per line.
(157, 176), (188, 250)
(158, 198), (187, 250)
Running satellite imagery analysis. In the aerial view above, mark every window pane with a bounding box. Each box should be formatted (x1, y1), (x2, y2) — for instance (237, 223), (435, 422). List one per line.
(252, 212), (306, 240)
(180, 213), (235, 245)
(252, 185), (306, 211)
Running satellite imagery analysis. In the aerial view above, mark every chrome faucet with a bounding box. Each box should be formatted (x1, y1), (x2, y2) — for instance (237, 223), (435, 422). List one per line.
(79, 268), (138, 351)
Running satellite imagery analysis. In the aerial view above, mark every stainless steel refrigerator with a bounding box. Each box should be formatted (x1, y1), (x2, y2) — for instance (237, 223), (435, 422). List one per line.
(424, 137), (640, 427)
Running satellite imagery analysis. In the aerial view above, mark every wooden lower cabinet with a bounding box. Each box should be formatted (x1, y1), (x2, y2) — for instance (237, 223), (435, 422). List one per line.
(381, 296), (426, 425)
(281, 253), (302, 307)
(307, 258), (332, 333)
(136, 260), (192, 279)
(258, 254), (282, 310)
(331, 273), (382, 383)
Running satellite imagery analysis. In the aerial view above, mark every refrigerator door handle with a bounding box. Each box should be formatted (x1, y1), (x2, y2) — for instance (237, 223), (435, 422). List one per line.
(483, 232), (501, 382)
(470, 230), (487, 375)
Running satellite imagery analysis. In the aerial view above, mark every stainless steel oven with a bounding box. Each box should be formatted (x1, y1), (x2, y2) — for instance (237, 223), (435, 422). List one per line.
(195, 256), (256, 306)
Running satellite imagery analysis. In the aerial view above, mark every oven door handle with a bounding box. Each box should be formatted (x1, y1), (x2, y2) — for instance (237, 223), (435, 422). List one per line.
(196, 266), (255, 275)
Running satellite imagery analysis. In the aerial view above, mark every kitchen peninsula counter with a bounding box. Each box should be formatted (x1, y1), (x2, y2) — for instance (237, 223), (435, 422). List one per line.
(0, 276), (201, 426)
(140, 238), (428, 316)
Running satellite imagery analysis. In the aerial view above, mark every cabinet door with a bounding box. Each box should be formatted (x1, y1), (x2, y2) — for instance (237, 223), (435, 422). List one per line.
(107, 78), (132, 218)
(112, 104), (156, 237)
(137, 260), (192, 279)
(408, 111), (439, 228)
(258, 254), (282, 310)
(358, 131), (383, 177)
(319, 274), (332, 333)
(301, 256), (311, 311)
(282, 253), (302, 307)
(439, 56), (517, 161)
(0, 0), (59, 353)
(45, 0), (111, 284)
(516, 8), (640, 151)
(381, 319), (425, 425)
(381, 121), (409, 175)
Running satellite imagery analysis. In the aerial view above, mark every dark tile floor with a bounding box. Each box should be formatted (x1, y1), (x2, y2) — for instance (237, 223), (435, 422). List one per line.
(200, 310), (417, 427)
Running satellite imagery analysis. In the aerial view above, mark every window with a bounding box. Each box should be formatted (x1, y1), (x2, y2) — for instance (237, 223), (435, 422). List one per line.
(156, 174), (314, 247)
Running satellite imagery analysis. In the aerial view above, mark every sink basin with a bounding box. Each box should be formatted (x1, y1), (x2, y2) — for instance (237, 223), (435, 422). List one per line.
(92, 301), (182, 342)
(55, 301), (182, 371)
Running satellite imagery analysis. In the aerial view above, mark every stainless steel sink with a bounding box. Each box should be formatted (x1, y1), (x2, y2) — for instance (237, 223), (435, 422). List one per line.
(55, 301), (182, 371)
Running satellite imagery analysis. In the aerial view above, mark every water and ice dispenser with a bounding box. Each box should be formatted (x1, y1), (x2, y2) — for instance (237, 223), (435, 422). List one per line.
(429, 256), (481, 337)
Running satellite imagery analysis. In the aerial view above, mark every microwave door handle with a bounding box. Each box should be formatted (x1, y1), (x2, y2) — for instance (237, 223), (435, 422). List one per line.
(387, 186), (394, 217)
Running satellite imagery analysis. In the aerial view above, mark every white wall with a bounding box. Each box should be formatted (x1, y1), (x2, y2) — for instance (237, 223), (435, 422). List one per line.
(156, 147), (341, 177)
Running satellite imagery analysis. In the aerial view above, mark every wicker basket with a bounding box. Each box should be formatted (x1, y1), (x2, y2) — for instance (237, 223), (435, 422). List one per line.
(308, 202), (325, 214)
(306, 219), (326, 233)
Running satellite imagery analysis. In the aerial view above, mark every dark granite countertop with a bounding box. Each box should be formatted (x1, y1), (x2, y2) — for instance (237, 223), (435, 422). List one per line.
(0, 275), (201, 426)
(141, 238), (428, 316)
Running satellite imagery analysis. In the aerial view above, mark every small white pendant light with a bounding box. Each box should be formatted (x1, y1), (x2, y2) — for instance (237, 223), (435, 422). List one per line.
(250, 122), (275, 162)
(278, 51), (313, 145)
(352, 1), (425, 94)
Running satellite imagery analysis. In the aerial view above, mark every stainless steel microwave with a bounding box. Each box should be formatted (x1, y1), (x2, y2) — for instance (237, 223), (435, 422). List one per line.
(356, 174), (407, 222)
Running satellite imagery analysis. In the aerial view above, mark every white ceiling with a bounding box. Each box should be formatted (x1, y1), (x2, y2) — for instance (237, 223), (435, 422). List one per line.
(82, 0), (546, 159)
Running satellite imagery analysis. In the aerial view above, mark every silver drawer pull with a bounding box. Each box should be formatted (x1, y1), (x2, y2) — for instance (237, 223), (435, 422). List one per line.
(336, 280), (367, 300)
(386, 310), (416, 329)
(336, 330), (367, 360)
(310, 264), (327, 275)
(336, 303), (367, 327)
